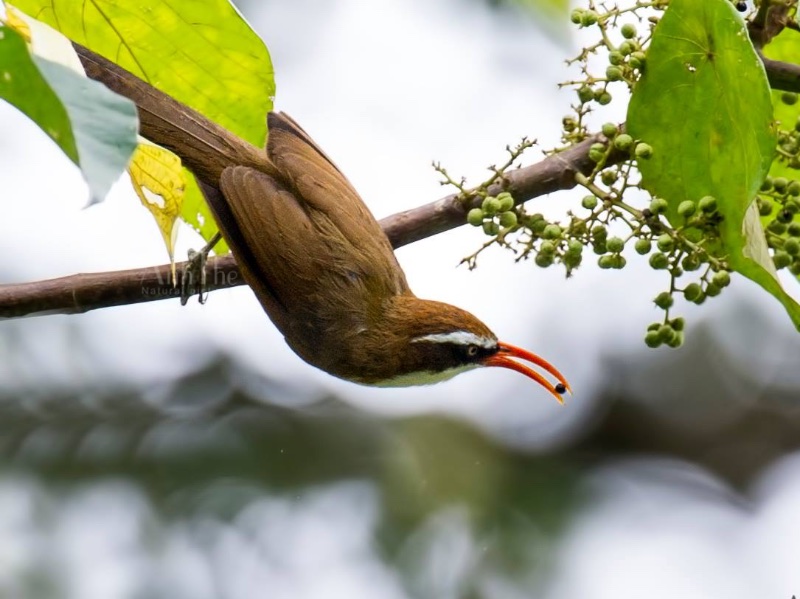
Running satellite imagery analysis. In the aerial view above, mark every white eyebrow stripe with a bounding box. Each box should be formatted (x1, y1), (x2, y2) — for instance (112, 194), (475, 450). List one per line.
(412, 331), (496, 348)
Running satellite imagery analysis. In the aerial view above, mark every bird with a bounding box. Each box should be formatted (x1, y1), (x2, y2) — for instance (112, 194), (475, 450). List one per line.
(202, 111), (570, 401)
(73, 45), (570, 400)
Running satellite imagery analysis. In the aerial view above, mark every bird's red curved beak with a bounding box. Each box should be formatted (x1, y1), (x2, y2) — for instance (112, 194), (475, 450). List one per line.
(483, 341), (571, 403)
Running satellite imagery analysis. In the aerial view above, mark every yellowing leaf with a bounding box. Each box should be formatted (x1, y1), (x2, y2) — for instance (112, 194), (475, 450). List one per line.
(129, 142), (185, 280)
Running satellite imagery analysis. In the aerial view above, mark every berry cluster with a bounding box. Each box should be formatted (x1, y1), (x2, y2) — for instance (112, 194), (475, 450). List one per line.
(448, 0), (796, 351)
(760, 175), (800, 275)
(467, 192), (518, 236)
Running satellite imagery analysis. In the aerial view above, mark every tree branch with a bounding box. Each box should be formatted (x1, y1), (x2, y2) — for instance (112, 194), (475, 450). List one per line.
(0, 135), (602, 318)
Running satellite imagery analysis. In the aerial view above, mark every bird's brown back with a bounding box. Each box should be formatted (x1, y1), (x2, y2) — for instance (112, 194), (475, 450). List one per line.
(211, 112), (411, 376)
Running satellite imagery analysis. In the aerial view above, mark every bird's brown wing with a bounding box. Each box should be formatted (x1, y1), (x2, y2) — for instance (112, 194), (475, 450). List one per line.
(265, 112), (410, 299)
(209, 113), (411, 369)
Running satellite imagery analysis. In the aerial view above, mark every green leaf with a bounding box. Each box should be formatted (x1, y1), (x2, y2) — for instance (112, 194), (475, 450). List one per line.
(34, 57), (138, 203)
(14, 0), (275, 245)
(0, 23), (77, 162)
(15, 0), (274, 146)
(627, 0), (800, 329)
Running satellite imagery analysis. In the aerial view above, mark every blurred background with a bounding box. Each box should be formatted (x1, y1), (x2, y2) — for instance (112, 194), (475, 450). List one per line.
(2, 0), (800, 597)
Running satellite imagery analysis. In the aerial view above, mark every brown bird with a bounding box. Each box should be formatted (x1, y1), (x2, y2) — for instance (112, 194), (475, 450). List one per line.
(74, 46), (570, 400)
(203, 112), (570, 400)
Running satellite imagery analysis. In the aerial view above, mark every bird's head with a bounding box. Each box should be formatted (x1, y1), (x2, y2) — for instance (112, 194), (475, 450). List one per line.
(371, 297), (570, 401)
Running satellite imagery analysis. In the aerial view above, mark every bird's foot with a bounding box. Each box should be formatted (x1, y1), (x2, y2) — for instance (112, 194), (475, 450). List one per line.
(180, 232), (222, 306)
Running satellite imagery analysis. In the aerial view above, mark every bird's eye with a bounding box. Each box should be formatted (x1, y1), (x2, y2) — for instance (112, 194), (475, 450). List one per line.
(466, 344), (479, 357)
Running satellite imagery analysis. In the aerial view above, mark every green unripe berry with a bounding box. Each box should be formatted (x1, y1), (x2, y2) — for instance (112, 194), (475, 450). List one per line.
(649, 198), (668, 214)
(621, 23), (637, 39)
(593, 241), (608, 255)
(656, 233), (674, 252)
(782, 92), (798, 106)
(683, 283), (703, 302)
(666, 331), (684, 348)
(601, 170), (618, 186)
(499, 211), (518, 228)
(562, 116), (578, 132)
(760, 177), (774, 192)
(712, 270), (731, 287)
(496, 192), (514, 212)
(602, 122), (618, 137)
(581, 10), (598, 26)
(647, 322), (660, 332)
(654, 291), (674, 310)
(614, 134), (634, 152)
(634, 238), (652, 255)
(768, 221), (788, 235)
(611, 255), (627, 269)
(589, 148), (605, 163)
(566, 239), (583, 256)
(609, 52), (625, 67)
(564, 252), (582, 269)
(789, 222), (800, 237)
(776, 208), (793, 224)
(649, 253), (669, 270)
(591, 225), (608, 240)
(698, 195), (717, 213)
(773, 177), (788, 193)
(670, 266), (684, 278)
(657, 324), (676, 344)
(785, 238), (800, 256)
(482, 196), (501, 215)
(606, 66), (623, 81)
(677, 200), (696, 218)
(535, 253), (553, 268)
(789, 181), (800, 197)
(467, 208), (484, 226)
(598, 255), (615, 269)
(681, 254), (701, 271)
(596, 91), (613, 105)
(590, 142), (606, 154)
(634, 142), (653, 159)
(619, 41), (634, 55)
(774, 250), (792, 269)
(629, 54), (644, 70)
(539, 240), (556, 255)
(705, 282), (722, 297)
(645, 330), (662, 348)
(787, 200), (800, 214)
(790, 261), (800, 276)
(582, 195), (599, 210)
(543, 224), (562, 239)
(483, 221), (500, 236)
(671, 317), (685, 332)
(578, 85), (594, 103)
(570, 8), (583, 24)
(758, 197), (774, 216)
(531, 219), (547, 235)
(606, 236), (625, 253)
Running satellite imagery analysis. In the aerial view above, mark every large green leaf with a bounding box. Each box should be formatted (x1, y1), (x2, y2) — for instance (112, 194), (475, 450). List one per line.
(0, 22), (77, 162)
(15, 0), (274, 146)
(627, 0), (800, 329)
